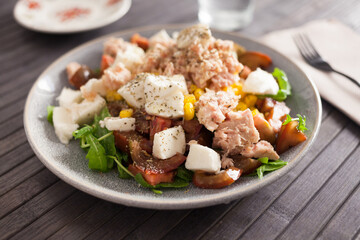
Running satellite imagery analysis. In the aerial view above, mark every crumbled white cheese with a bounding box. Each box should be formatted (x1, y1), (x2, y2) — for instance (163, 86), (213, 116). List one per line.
(242, 68), (279, 95)
(185, 144), (221, 173)
(53, 107), (79, 144)
(153, 126), (186, 159)
(144, 74), (187, 118)
(100, 117), (135, 132)
(117, 73), (147, 108)
(112, 44), (145, 72)
(80, 78), (107, 100)
(57, 87), (82, 109)
(71, 94), (106, 125)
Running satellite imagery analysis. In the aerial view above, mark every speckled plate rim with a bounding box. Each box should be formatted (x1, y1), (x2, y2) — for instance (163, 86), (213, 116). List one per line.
(13, 0), (132, 34)
(24, 24), (322, 209)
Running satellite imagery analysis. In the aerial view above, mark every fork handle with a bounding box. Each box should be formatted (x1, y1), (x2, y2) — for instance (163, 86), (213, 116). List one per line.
(333, 69), (360, 88)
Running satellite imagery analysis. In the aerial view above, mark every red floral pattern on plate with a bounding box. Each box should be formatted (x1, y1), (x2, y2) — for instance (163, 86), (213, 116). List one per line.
(26, 0), (40, 9)
(57, 7), (91, 22)
(107, 0), (122, 6)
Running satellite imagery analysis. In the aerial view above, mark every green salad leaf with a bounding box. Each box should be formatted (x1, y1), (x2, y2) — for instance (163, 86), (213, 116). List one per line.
(255, 158), (288, 179)
(47, 105), (55, 125)
(73, 125), (93, 139)
(93, 108), (116, 156)
(265, 68), (291, 101)
(113, 152), (133, 179)
(176, 165), (193, 182)
(85, 134), (108, 172)
(282, 114), (308, 133)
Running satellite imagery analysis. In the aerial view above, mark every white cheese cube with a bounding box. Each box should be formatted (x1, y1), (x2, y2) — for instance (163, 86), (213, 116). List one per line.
(100, 117), (135, 132)
(117, 74), (147, 108)
(71, 94), (106, 125)
(185, 144), (221, 173)
(144, 74), (186, 118)
(153, 126), (186, 159)
(113, 44), (145, 72)
(243, 68), (279, 95)
(57, 87), (82, 109)
(53, 107), (79, 144)
(80, 78), (107, 100)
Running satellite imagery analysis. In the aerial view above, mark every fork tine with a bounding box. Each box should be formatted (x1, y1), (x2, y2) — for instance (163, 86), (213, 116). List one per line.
(293, 34), (311, 62)
(299, 33), (321, 59)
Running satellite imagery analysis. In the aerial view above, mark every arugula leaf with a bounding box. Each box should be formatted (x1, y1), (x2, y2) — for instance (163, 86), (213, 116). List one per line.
(158, 178), (189, 188)
(107, 156), (114, 169)
(151, 189), (163, 194)
(258, 157), (269, 164)
(47, 106), (55, 125)
(176, 165), (193, 182)
(93, 107), (116, 156)
(265, 68), (291, 101)
(113, 153), (133, 179)
(73, 125), (93, 139)
(296, 114), (308, 132)
(134, 173), (154, 188)
(85, 134), (108, 172)
(256, 159), (288, 179)
(282, 114), (308, 133)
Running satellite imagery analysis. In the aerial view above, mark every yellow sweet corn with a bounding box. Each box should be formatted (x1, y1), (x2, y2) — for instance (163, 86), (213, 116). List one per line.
(221, 86), (229, 92)
(244, 95), (257, 108)
(184, 102), (195, 120)
(189, 84), (197, 93)
(184, 94), (196, 105)
(231, 82), (244, 96)
(252, 108), (260, 116)
(194, 88), (205, 100)
(106, 90), (123, 102)
(236, 101), (248, 111)
(119, 109), (133, 118)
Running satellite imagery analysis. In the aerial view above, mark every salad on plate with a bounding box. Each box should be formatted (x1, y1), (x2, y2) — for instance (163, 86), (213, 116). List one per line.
(47, 25), (308, 193)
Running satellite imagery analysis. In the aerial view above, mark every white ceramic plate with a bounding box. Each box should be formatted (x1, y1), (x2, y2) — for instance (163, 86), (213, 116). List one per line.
(24, 25), (322, 209)
(13, 0), (131, 34)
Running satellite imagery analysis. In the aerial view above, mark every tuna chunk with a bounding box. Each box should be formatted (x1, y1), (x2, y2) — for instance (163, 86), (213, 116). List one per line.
(241, 140), (280, 160)
(196, 90), (239, 132)
(101, 62), (132, 91)
(103, 37), (128, 58)
(213, 109), (260, 155)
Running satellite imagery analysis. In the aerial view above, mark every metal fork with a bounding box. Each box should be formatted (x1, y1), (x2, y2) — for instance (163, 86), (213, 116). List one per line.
(293, 33), (360, 88)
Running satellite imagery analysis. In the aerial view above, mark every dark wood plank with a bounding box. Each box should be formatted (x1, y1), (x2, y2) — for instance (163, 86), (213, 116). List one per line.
(11, 191), (99, 240)
(0, 142), (34, 176)
(85, 207), (156, 240)
(0, 128), (28, 157)
(278, 145), (360, 240)
(124, 210), (192, 240)
(199, 109), (349, 240)
(0, 156), (44, 196)
(47, 200), (125, 239)
(0, 168), (58, 218)
(0, 81), (32, 109)
(316, 184), (360, 240)
(0, 99), (24, 124)
(237, 122), (359, 240)
(0, 181), (76, 240)
(0, 113), (23, 139)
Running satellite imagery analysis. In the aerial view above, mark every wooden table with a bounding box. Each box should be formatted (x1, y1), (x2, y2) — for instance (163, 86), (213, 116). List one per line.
(1, 0), (360, 239)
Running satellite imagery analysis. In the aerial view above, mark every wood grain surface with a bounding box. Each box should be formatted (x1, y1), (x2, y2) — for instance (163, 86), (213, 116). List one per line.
(1, 0), (360, 239)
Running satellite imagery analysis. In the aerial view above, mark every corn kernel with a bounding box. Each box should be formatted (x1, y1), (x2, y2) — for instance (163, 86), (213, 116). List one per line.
(236, 102), (248, 111)
(194, 88), (205, 100)
(184, 94), (196, 105)
(106, 90), (123, 102)
(252, 109), (260, 116)
(221, 86), (229, 92)
(231, 82), (244, 96)
(244, 95), (258, 108)
(184, 102), (195, 120)
(189, 84), (197, 93)
(119, 109), (133, 118)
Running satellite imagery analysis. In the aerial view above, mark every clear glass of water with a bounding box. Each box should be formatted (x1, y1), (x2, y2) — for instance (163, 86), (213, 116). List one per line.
(198, 0), (255, 31)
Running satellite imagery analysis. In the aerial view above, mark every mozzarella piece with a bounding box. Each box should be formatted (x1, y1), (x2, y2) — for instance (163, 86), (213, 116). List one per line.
(185, 144), (221, 173)
(242, 68), (279, 95)
(53, 107), (79, 144)
(57, 87), (82, 109)
(71, 94), (106, 125)
(153, 126), (186, 159)
(112, 44), (145, 72)
(117, 73), (147, 108)
(100, 117), (135, 132)
(144, 74), (187, 118)
(80, 78), (107, 100)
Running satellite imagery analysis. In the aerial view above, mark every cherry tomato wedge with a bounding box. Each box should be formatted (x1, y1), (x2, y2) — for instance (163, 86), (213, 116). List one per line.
(130, 33), (149, 51)
(238, 51), (272, 71)
(276, 121), (307, 154)
(253, 114), (276, 144)
(69, 65), (95, 89)
(100, 54), (114, 72)
(128, 164), (175, 186)
(193, 167), (242, 189)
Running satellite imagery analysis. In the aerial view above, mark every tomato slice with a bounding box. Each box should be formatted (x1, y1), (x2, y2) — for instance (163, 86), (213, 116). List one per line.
(238, 51), (272, 71)
(100, 54), (114, 72)
(276, 121), (307, 154)
(130, 33), (149, 51)
(193, 167), (242, 189)
(128, 164), (175, 186)
(253, 114), (276, 144)
(149, 116), (172, 142)
(113, 131), (152, 155)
